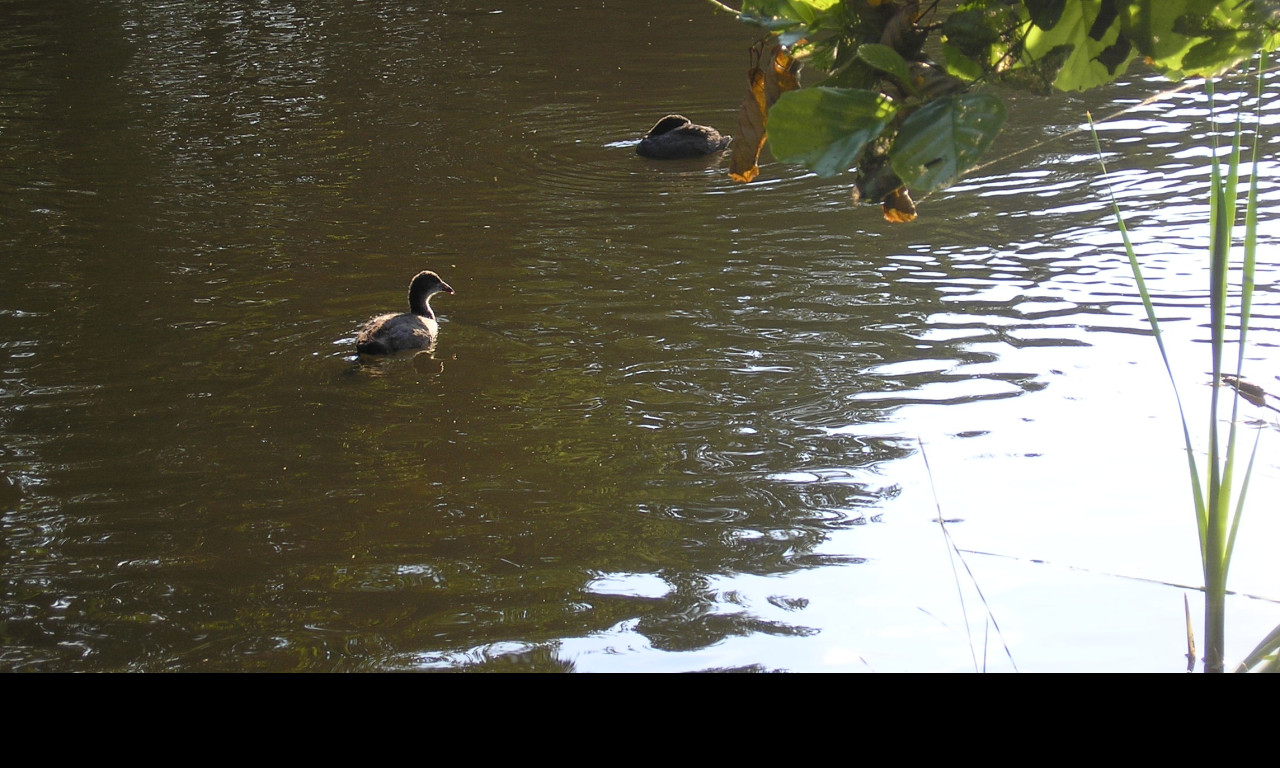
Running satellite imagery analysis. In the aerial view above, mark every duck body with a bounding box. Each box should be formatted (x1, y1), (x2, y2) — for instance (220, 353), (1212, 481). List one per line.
(356, 270), (454, 355)
(636, 114), (731, 159)
(356, 312), (438, 355)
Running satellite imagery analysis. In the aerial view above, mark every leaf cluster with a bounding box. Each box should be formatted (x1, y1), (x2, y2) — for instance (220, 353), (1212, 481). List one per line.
(731, 1), (1280, 220)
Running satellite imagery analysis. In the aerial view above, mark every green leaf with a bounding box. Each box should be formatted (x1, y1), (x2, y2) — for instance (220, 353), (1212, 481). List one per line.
(942, 7), (1004, 50)
(890, 93), (1005, 193)
(740, 0), (800, 20)
(740, 0), (842, 43)
(1119, 0), (1279, 78)
(1238, 621), (1280, 672)
(1022, 0), (1137, 90)
(1025, 0), (1067, 30)
(1181, 30), (1258, 73)
(793, 0), (840, 11)
(858, 43), (914, 89)
(941, 42), (984, 81)
(787, 0), (839, 25)
(767, 87), (897, 177)
(741, 0), (839, 25)
(941, 3), (1026, 79)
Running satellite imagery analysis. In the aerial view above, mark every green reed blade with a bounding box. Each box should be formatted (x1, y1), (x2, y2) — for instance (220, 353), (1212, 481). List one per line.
(1086, 115), (1208, 550)
(1224, 51), (1266, 577)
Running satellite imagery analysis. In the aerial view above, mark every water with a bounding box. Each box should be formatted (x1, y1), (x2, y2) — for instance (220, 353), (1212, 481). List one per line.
(1, 0), (1278, 672)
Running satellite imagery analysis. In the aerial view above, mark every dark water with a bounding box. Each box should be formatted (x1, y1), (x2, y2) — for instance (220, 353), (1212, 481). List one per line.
(2, 1), (1278, 671)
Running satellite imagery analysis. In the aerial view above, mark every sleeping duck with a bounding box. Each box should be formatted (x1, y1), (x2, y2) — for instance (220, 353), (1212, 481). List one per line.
(356, 270), (454, 355)
(636, 114), (732, 159)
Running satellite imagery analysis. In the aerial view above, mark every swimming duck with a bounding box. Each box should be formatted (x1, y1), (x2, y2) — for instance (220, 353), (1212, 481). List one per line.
(636, 114), (732, 159)
(356, 270), (454, 355)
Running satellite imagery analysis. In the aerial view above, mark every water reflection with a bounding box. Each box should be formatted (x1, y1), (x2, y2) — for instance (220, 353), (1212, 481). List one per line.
(1, 2), (1278, 671)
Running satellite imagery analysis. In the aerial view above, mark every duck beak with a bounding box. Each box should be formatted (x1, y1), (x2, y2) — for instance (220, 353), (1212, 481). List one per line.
(441, 282), (455, 295)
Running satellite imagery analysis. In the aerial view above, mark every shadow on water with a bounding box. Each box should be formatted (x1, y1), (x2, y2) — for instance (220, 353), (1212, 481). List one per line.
(1, 2), (1279, 671)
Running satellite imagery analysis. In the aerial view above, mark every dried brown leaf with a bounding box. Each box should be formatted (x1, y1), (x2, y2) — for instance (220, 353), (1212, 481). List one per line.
(1222, 374), (1269, 408)
(882, 187), (917, 223)
(730, 43), (801, 184)
(764, 45), (801, 106)
(729, 65), (767, 182)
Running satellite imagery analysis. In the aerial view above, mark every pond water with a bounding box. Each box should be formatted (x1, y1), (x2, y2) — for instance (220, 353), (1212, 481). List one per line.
(2, 0), (1278, 672)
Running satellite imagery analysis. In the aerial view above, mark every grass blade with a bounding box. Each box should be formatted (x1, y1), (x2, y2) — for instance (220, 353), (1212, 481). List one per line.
(1086, 114), (1207, 548)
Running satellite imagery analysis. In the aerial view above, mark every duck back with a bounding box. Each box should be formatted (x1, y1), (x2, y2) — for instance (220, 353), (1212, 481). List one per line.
(636, 114), (732, 159)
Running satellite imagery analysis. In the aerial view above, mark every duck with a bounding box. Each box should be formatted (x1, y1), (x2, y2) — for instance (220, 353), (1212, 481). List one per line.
(356, 270), (454, 355)
(636, 114), (732, 159)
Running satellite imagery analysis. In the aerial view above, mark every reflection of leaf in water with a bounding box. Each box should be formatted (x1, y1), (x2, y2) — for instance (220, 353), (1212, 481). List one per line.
(730, 43), (800, 183)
